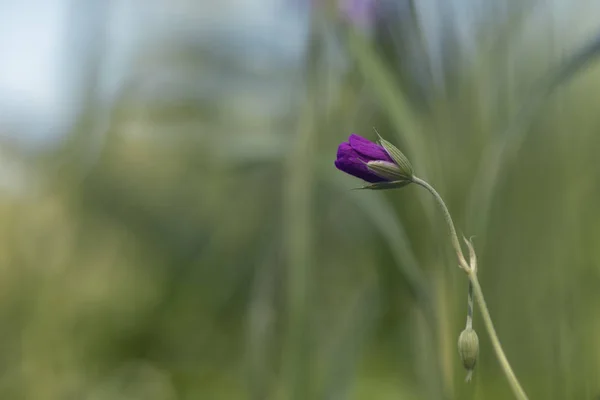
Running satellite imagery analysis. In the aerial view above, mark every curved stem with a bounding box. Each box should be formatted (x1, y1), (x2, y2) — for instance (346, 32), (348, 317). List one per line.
(468, 272), (529, 400)
(413, 175), (529, 399)
(412, 176), (468, 270)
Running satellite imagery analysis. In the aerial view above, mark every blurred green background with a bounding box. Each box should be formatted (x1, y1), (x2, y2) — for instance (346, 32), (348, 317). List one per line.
(1, 0), (600, 399)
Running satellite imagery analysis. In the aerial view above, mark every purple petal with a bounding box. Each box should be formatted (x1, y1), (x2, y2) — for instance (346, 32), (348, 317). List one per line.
(348, 134), (393, 162)
(335, 141), (387, 183)
(336, 142), (354, 160)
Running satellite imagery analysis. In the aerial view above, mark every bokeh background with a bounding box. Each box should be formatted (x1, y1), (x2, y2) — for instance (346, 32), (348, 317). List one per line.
(1, 0), (600, 399)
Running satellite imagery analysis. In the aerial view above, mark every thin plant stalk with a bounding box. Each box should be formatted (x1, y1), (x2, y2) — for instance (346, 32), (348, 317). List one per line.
(412, 177), (468, 270)
(412, 176), (529, 400)
(468, 271), (528, 400)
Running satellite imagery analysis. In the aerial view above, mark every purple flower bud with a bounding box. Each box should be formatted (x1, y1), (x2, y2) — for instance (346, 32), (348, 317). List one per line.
(334, 134), (395, 183)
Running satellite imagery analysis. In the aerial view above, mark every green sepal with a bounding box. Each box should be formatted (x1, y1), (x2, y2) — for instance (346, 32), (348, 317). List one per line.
(376, 134), (414, 177)
(366, 160), (407, 181)
(354, 180), (412, 190)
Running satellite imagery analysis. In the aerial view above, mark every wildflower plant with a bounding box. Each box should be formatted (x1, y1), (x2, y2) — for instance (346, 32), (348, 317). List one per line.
(335, 133), (529, 400)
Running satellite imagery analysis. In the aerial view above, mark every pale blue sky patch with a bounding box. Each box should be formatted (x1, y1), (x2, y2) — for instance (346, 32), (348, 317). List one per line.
(0, 0), (71, 146)
(0, 0), (141, 151)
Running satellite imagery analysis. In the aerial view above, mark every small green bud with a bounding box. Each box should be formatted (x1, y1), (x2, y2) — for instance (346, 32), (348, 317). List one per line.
(458, 328), (479, 381)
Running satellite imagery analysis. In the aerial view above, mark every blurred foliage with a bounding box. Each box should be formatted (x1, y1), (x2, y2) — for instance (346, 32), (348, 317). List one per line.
(1, 1), (600, 399)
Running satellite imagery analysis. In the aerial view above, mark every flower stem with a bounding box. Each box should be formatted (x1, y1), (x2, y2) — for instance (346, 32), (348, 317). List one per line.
(468, 272), (529, 400)
(413, 175), (529, 400)
(412, 176), (468, 270)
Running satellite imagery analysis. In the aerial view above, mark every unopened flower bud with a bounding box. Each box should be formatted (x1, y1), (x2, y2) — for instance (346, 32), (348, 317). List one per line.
(334, 133), (414, 190)
(458, 328), (479, 381)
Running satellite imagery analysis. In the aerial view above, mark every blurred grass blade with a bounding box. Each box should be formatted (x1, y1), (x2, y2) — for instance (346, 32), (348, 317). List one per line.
(345, 27), (428, 175)
(329, 172), (448, 399)
(320, 284), (379, 400)
(281, 20), (322, 399)
(467, 30), (600, 238)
